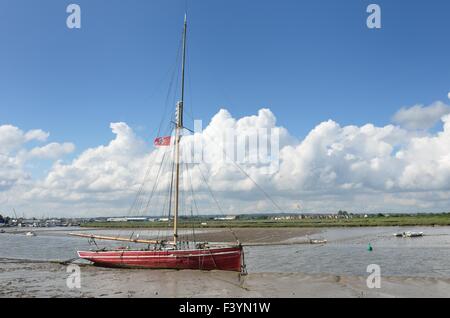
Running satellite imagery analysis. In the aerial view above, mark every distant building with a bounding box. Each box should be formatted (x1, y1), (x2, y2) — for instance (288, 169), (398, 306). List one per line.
(105, 217), (149, 222)
(106, 218), (128, 222)
(21, 219), (39, 227)
(214, 216), (237, 221)
(271, 215), (302, 221)
(125, 217), (148, 222)
(106, 217), (148, 222)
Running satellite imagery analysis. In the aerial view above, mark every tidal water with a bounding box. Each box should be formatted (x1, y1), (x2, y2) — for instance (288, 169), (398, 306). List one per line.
(246, 227), (450, 277)
(1, 226), (449, 277)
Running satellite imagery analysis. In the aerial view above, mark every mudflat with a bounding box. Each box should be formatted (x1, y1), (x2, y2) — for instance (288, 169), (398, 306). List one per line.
(1, 260), (449, 298)
(3, 227), (321, 244)
(189, 227), (321, 244)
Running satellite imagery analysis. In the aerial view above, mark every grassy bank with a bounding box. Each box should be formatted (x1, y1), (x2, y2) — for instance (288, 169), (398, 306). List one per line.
(81, 213), (450, 228)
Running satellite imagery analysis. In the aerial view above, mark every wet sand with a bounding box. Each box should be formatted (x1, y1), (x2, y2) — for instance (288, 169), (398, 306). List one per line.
(2, 227), (321, 244)
(190, 227), (321, 244)
(1, 260), (449, 298)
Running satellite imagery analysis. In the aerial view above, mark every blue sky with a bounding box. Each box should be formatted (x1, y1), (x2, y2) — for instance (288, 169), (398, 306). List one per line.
(1, 0), (449, 153)
(2, 0), (450, 216)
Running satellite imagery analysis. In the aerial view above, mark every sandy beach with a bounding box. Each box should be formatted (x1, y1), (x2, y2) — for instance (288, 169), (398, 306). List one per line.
(1, 259), (449, 298)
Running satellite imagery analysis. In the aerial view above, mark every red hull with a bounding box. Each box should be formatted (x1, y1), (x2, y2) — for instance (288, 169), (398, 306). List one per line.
(78, 245), (243, 272)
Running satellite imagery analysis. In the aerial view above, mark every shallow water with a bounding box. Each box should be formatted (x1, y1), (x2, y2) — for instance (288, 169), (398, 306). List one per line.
(0, 227), (205, 261)
(246, 226), (450, 277)
(1, 226), (449, 277)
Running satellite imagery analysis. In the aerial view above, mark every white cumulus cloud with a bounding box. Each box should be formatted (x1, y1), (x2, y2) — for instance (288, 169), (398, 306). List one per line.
(28, 143), (75, 159)
(392, 101), (450, 130)
(0, 124), (74, 192)
(2, 104), (450, 217)
(0, 125), (49, 154)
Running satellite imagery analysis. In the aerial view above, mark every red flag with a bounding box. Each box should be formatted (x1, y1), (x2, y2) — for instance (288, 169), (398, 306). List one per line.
(154, 136), (171, 147)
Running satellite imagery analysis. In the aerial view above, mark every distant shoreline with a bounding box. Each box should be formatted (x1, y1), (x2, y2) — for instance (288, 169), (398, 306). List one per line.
(81, 213), (450, 229)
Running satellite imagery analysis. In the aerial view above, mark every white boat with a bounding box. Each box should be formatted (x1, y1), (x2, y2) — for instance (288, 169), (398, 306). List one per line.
(309, 239), (327, 244)
(404, 231), (424, 237)
(25, 231), (36, 237)
(394, 231), (424, 238)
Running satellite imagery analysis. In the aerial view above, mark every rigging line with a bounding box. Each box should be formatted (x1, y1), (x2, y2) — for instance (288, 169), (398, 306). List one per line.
(131, 46), (180, 224)
(117, 144), (162, 240)
(190, 204), (197, 244)
(127, 163), (151, 215)
(142, 121), (170, 209)
(143, 145), (173, 244)
(131, 148), (171, 242)
(179, 163), (186, 243)
(184, 27), (195, 120)
(126, 119), (172, 219)
(194, 167), (235, 242)
(196, 163), (240, 243)
(138, 46), (180, 149)
(195, 162), (225, 215)
(126, 35), (182, 226)
(127, 145), (160, 215)
(184, 161), (200, 243)
(178, 21), (201, 243)
(226, 157), (284, 214)
(166, 143), (176, 242)
(167, 133), (176, 221)
(170, 27), (185, 119)
(193, 161), (239, 242)
(156, 33), (184, 138)
(141, 147), (171, 215)
(147, 143), (175, 240)
(181, 161), (192, 244)
(146, 60), (177, 135)
(179, 23), (282, 214)
(130, 153), (166, 243)
(152, 143), (174, 244)
(184, 111), (285, 214)
(134, 122), (174, 219)
(156, 155), (175, 244)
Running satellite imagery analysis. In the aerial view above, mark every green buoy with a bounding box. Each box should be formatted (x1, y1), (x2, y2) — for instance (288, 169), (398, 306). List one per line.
(367, 243), (373, 252)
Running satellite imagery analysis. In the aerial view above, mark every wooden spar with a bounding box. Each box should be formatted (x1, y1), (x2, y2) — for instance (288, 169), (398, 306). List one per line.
(68, 232), (175, 245)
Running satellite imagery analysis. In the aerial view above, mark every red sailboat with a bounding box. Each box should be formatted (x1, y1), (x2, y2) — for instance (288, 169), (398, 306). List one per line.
(76, 245), (243, 272)
(71, 15), (245, 272)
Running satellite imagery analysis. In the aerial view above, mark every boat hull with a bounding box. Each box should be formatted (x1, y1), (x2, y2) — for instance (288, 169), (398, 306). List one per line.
(78, 245), (244, 272)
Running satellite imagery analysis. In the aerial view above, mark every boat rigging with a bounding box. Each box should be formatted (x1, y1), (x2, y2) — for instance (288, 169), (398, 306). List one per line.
(70, 15), (246, 273)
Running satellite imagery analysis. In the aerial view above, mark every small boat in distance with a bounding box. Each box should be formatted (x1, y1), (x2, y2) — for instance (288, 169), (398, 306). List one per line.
(71, 15), (245, 273)
(309, 239), (327, 244)
(25, 231), (36, 237)
(394, 231), (424, 238)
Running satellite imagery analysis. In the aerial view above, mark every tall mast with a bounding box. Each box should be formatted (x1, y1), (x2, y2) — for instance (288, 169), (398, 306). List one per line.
(173, 14), (187, 245)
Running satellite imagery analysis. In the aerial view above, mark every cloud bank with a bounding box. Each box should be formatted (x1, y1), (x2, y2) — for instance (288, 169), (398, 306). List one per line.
(2, 103), (450, 217)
